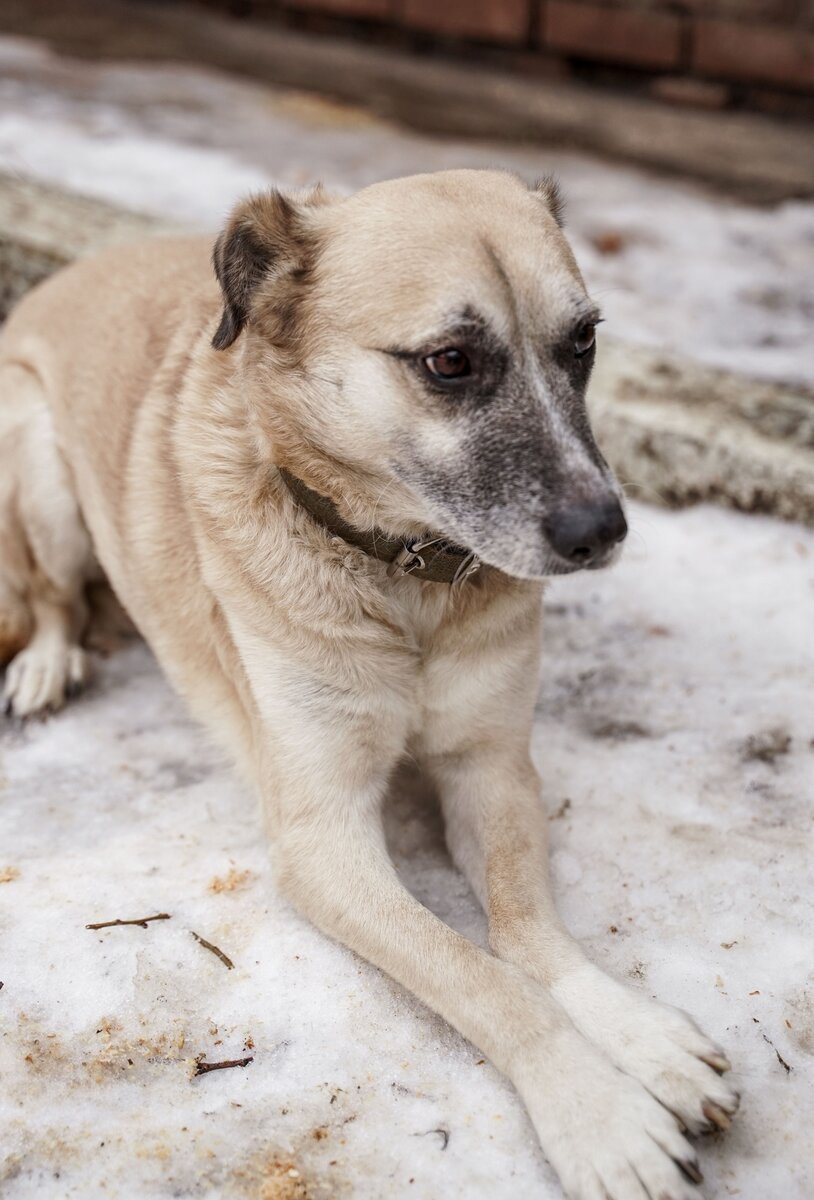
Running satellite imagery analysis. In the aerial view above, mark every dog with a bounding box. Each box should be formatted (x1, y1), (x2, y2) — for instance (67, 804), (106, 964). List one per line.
(0, 169), (738, 1198)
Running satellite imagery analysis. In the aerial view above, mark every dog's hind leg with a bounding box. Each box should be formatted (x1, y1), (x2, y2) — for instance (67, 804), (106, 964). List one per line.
(4, 589), (90, 718)
(0, 364), (94, 717)
(0, 576), (32, 669)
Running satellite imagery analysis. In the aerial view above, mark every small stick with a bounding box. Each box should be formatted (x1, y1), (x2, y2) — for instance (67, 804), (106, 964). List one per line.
(194, 1055), (253, 1077)
(413, 1128), (450, 1151)
(762, 1032), (792, 1074)
(86, 913), (171, 930)
(191, 930), (234, 970)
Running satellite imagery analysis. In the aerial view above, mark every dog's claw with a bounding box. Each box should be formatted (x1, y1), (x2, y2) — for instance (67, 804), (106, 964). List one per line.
(679, 1159), (704, 1185)
(702, 1050), (731, 1075)
(702, 1100), (732, 1131)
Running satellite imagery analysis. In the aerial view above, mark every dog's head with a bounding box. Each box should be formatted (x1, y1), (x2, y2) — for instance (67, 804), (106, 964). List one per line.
(212, 169), (626, 579)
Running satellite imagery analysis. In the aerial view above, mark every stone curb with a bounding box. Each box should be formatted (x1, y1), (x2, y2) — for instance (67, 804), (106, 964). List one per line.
(0, 175), (174, 320)
(591, 342), (814, 526)
(2, 173), (812, 526)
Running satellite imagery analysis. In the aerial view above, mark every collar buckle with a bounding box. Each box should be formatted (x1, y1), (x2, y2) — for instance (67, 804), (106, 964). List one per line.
(387, 539), (481, 583)
(387, 538), (441, 579)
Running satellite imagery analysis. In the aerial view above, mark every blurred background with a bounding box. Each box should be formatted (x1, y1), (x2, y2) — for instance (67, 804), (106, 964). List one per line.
(1, 0), (813, 521)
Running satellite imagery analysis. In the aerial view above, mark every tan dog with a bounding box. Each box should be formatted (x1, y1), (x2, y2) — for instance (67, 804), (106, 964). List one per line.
(0, 170), (738, 1198)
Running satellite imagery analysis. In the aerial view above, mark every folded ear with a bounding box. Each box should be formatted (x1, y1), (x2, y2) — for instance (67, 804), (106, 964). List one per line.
(532, 175), (565, 228)
(211, 187), (326, 351)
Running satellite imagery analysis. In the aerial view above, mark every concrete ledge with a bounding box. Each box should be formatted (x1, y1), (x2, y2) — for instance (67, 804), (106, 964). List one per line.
(2, 173), (813, 525)
(0, 175), (172, 321)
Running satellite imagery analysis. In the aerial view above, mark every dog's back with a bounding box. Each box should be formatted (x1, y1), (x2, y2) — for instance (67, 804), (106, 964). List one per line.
(0, 234), (215, 520)
(0, 236), (225, 705)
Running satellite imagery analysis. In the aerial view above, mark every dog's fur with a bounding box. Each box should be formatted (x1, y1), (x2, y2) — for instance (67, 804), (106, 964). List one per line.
(0, 170), (737, 1198)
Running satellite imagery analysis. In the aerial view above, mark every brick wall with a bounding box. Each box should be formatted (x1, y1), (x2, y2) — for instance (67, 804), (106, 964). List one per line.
(248, 0), (814, 110)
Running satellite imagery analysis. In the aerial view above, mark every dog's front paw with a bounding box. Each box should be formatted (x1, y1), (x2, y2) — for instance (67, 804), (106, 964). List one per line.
(3, 643), (89, 718)
(516, 1026), (703, 1200)
(551, 963), (740, 1135)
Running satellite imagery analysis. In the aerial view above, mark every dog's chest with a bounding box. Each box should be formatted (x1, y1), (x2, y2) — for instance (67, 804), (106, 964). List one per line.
(381, 581), (469, 734)
(388, 578), (455, 651)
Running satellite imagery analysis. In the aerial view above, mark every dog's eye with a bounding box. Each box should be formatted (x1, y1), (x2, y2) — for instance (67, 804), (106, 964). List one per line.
(423, 348), (471, 381)
(574, 323), (597, 358)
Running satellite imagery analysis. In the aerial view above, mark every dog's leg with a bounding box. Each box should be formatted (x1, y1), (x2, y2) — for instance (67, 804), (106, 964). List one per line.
(245, 679), (701, 1200)
(430, 742), (740, 1139)
(4, 591), (89, 717)
(0, 577), (31, 668)
(1, 372), (93, 716)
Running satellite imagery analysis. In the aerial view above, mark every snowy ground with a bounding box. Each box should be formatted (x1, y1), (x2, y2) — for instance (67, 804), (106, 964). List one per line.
(0, 34), (813, 388)
(1, 504), (812, 1200)
(1, 30), (813, 1200)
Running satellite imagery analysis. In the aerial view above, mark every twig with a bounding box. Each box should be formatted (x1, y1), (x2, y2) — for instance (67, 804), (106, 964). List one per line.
(86, 913), (171, 930)
(762, 1032), (792, 1074)
(194, 1055), (253, 1077)
(191, 930), (234, 970)
(413, 1128), (450, 1151)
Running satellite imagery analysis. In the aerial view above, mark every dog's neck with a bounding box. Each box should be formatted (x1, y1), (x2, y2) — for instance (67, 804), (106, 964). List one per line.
(278, 467), (481, 585)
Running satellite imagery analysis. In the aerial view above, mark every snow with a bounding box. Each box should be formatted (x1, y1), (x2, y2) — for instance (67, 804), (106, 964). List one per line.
(2, 504), (812, 1199)
(1, 32), (813, 1200)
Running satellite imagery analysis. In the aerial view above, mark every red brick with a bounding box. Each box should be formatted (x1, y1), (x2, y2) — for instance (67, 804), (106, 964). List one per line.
(283, 0), (393, 18)
(399, 0), (530, 44)
(694, 19), (814, 90)
(542, 1), (683, 70)
(621, 0), (792, 19)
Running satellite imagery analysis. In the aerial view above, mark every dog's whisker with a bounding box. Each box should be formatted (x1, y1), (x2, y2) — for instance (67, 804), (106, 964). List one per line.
(619, 478), (673, 507)
(623, 527), (650, 556)
(369, 479), (400, 556)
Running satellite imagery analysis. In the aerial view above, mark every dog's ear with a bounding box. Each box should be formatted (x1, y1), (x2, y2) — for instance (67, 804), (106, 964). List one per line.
(211, 187), (326, 351)
(532, 175), (565, 228)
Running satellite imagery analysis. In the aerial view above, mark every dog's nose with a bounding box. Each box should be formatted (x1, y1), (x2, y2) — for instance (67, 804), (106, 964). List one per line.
(545, 498), (627, 565)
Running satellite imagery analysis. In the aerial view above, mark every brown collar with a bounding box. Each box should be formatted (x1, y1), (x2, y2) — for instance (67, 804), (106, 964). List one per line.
(278, 468), (481, 585)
